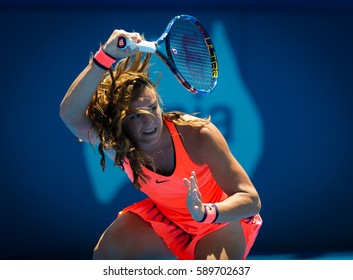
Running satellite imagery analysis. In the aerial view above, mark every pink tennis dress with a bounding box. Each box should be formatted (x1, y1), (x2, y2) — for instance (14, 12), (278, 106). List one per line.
(120, 119), (262, 259)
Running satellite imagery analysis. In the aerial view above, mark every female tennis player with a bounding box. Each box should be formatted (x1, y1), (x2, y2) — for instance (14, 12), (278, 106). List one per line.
(60, 29), (262, 260)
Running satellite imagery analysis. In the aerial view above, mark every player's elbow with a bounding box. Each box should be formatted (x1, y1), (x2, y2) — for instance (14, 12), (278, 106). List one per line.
(251, 192), (262, 214)
(242, 189), (261, 216)
(59, 101), (71, 124)
(59, 106), (75, 131)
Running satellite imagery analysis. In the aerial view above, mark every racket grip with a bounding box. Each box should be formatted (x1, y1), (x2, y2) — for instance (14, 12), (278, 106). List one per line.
(137, 41), (156, 53)
(117, 37), (137, 50)
(117, 37), (156, 53)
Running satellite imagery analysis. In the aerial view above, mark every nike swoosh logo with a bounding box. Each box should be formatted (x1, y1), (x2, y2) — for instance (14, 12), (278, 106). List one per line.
(156, 179), (171, 184)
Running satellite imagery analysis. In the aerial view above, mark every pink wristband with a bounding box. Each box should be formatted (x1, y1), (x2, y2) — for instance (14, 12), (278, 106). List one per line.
(93, 46), (116, 70)
(200, 203), (219, 224)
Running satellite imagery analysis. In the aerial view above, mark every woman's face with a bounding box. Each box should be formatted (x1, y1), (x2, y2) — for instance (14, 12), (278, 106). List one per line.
(123, 87), (164, 151)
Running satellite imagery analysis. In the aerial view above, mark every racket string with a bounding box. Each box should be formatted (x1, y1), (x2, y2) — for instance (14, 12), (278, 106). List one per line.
(168, 20), (214, 91)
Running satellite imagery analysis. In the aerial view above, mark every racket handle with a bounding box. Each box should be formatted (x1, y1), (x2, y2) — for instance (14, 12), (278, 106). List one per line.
(137, 41), (156, 53)
(117, 37), (156, 53)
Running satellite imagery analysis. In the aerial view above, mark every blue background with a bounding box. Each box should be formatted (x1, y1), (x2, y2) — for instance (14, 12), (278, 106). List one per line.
(1, 1), (353, 259)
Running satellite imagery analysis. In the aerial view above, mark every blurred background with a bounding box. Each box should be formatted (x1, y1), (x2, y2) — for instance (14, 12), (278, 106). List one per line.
(1, 0), (353, 260)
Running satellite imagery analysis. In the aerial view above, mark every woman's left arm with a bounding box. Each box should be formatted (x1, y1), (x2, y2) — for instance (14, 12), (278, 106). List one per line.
(183, 122), (261, 223)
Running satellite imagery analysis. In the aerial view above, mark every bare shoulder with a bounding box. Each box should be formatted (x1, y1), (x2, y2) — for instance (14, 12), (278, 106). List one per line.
(178, 114), (222, 140)
(176, 114), (225, 164)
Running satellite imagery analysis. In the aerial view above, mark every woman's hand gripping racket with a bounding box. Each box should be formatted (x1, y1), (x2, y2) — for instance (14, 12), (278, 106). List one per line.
(117, 15), (218, 95)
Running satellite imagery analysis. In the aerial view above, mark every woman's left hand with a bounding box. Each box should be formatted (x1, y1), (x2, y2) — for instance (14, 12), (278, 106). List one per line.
(183, 171), (205, 222)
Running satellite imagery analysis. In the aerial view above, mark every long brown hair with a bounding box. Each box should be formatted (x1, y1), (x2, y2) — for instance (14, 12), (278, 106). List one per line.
(87, 52), (209, 190)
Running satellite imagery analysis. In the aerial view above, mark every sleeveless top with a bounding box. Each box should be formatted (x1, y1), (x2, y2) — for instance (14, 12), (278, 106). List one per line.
(122, 119), (228, 234)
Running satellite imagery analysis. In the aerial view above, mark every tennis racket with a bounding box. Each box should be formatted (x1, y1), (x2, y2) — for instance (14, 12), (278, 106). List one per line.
(117, 15), (218, 95)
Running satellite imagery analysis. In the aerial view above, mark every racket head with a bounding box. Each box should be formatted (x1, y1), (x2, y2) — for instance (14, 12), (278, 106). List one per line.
(159, 15), (218, 95)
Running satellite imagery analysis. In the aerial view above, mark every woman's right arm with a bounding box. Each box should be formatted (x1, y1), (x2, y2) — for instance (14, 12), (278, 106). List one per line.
(60, 61), (106, 142)
(59, 29), (142, 142)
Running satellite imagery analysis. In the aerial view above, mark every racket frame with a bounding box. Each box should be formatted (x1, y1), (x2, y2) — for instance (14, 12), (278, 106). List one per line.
(118, 15), (218, 95)
(155, 15), (218, 95)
